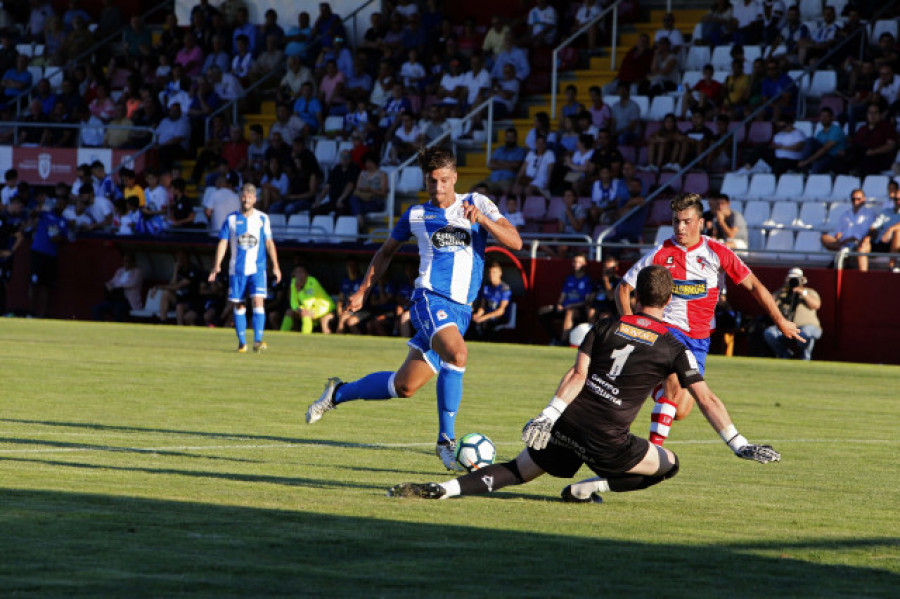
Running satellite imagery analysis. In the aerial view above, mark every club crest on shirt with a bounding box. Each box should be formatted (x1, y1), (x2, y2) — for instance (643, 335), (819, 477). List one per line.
(431, 225), (471, 250)
(696, 256), (711, 270)
(237, 233), (259, 249)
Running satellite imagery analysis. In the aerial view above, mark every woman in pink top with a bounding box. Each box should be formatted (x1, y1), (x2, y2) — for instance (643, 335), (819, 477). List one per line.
(318, 59), (346, 112)
(89, 83), (116, 121)
(175, 32), (205, 78)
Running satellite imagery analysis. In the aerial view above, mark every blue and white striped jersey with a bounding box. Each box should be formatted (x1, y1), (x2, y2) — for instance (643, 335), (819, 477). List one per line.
(219, 209), (273, 277)
(391, 193), (504, 305)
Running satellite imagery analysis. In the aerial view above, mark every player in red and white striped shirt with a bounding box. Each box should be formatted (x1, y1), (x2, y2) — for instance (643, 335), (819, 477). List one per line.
(616, 193), (803, 445)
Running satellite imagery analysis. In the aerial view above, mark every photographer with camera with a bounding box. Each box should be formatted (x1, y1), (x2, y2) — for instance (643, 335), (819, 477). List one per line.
(763, 268), (821, 360)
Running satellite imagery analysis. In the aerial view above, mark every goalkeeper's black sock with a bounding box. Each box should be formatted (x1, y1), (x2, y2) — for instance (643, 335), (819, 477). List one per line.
(442, 460), (524, 497)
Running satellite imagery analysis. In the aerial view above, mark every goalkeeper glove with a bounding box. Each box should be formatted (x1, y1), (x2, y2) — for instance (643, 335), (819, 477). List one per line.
(720, 424), (781, 464)
(522, 397), (567, 450)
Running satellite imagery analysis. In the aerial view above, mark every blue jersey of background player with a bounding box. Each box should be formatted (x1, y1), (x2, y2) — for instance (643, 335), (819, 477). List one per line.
(305, 146), (523, 471)
(208, 183), (282, 353)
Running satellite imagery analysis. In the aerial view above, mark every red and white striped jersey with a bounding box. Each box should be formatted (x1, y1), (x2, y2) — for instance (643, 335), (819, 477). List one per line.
(623, 235), (751, 339)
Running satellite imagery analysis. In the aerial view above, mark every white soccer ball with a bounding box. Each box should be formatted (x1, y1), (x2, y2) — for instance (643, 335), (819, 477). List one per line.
(569, 322), (592, 347)
(454, 432), (496, 472)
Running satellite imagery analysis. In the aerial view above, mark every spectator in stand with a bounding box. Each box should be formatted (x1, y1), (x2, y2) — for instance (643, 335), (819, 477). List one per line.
(203, 173), (241, 234)
(644, 113), (685, 172)
(560, 84), (585, 120)
(732, 0), (763, 46)
(231, 7), (257, 56)
(700, 0), (735, 48)
(603, 175), (648, 245)
(512, 135), (556, 200)
(760, 0), (784, 47)
(590, 164), (629, 228)
(640, 36), (679, 98)
(279, 55), (315, 106)
(859, 181), (900, 272)
(486, 127), (527, 197)
(259, 157), (291, 213)
(312, 2), (345, 52)
(557, 186), (588, 235)
(92, 252), (143, 322)
(707, 193), (748, 250)
(589, 127), (624, 178)
(463, 53), (492, 109)
(437, 58), (468, 110)
(293, 81), (323, 136)
(797, 106), (846, 174)
(482, 16), (511, 63)
(587, 85), (613, 132)
(680, 111), (715, 167)
(525, 111), (557, 151)
(490, 62), (520, 119)
(285, 11), (313, 61)
(0, 32), (15, 79)
(258, 8), (285, 54)
(572, 0), (604, 55)
(17, 100), (46, 146)
(764, 268), (822, 360)
(2, 55), (33, 106)
(281, 264), (335, 334)
(681, 64), (723, 119)
(722, 57), (751, 118)
(63, 0), (92, 33)
(537, 254), (593, 346)
(64, 15), (93, 60)
(314, 149), (359, 216)
(152, 250), (206, 325)
(123, 16), (152, 59)
(176, 32), (205, 79)
(281, 154), (321, 215)
(246, 124), (269, 172)
(611, 83), (642, 145)
(799, 5), (841, 66)
(706, 114), (733, 171)
(265, 131), (293, 167)
(770, 4), (809, 64)
(350, 152), (387, 228)
(847, 104), (898, 175)
(470, 261), (513, 341)
(401, 12), (428, 58)
(394, 0), (419, 23)
(201, 34), (230, 75)
(155, 103), (191, 169)
(562, 133), (594, 196)
(386, 110), (423, 165)
(760, 59), (796, 120)
(231, 34), (255, 86)
(820, 188), (877, 256)
(526, 0), (558, 47)
(207, 65), (243, 102)
(769, 114), (806, 174)
(43, 15), (67, 66)
(97, 0), (123, 41)
(872, 64), (900, 114)
(650, 13), (681, 52)
(168, 178), (197, 229)
(501, 196), (525, 229)
(252, 33), (285, 82)
(586, 255), (621, 323)
(490, 30), (530, 82)
(607, 33), (653, 94)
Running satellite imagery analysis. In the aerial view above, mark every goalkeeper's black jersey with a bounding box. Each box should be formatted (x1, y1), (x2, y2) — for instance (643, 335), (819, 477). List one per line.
(563, 314), (705, 446)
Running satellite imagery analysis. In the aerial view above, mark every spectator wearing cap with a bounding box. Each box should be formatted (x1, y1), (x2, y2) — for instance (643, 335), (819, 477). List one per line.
(764, 268), (821, 360)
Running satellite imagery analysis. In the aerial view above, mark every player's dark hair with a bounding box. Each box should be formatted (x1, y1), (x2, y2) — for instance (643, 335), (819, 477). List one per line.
(418, 146), (456, 172)
(635, 265), (672, 309)
(670, 192), (704, 218)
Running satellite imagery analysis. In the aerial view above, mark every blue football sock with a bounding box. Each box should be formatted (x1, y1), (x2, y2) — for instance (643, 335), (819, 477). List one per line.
(334, 371), (397, 404)
(437, 364), (465, 442)
(234, 307), (247, 346)
(252, 307), (265, 343)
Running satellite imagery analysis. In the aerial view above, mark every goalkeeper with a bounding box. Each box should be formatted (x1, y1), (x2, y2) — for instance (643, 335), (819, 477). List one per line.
(281, 264), (335, 334)
(389, 264), (781, 502)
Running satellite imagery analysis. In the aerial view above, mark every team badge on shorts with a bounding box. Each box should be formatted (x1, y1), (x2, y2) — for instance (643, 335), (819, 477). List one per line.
(436, 310), (447, 321)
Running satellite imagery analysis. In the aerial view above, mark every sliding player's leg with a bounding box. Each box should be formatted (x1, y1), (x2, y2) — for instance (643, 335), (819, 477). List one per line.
(563, 443), (679, 502)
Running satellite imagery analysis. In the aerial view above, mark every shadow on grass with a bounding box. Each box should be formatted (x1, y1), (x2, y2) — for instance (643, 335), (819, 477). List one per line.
(0, 488), (896, 598)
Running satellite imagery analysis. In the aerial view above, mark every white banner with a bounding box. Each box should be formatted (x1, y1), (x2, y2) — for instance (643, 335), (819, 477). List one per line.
(77, 147), (112, 173)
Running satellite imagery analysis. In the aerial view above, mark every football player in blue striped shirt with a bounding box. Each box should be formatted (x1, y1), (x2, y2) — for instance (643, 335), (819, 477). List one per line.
(306, 147), (522, 470)
(209, 183), (282, 353)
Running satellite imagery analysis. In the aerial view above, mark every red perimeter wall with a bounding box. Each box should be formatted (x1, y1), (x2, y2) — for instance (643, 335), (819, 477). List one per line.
(5, 240), (900, 365)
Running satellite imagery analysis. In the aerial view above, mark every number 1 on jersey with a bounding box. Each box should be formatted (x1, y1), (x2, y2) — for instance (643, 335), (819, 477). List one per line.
(609, 344), (636, 379)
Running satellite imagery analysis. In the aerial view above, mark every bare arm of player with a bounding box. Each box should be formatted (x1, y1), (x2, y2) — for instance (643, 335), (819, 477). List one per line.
(208, 238), (228, 282)
(266, 238), (281, 283)
(686, 379), (733, 433)
(551, 350), (591, 405)
(463, 203), (523, 250)
(347, 236), (402, 312)
(739, 272), (804, 342)
(615, 281), (634, 316)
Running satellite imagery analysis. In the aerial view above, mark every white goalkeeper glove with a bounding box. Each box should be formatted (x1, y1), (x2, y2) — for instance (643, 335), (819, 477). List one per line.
(720, 424), (781, 464)
(522, 397), (567, 450)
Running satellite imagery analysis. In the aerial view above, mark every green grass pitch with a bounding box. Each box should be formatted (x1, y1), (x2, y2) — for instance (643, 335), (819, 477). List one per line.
(1, 319), (898, 597)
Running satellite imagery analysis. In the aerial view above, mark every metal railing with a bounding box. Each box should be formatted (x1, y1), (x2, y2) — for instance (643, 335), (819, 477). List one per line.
(550, 0), (625, 120)
(385, 96), (496, 229)
(341, 0), (379, 44)
(595, 0), (900, 262)
(15, 0), (175, 118)
(203, 56), (288, 142)
(0, 120), (156, 147)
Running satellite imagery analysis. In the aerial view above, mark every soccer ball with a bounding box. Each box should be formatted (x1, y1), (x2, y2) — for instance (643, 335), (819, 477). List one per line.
(454, 433), (496, 472)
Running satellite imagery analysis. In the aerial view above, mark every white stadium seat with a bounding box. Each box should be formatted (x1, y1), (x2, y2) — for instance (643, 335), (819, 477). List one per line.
(646, 95), (675, 121)
(743, 200), (771, 227)
(767, 201), (799, 227)
(286, 213), (310, 241)
(795, 230), (831, 264)
(685, 47), (711, 70)
(332, 215), (359, 242)
(720, 172), (749, 198)
(654, 225), (674, 245)
(802, 174), (833, 201)
(309, 214), (334, 243)
(314, 139), (338, 170)
(797, 202), (829, 229)
(862, 175), (891, 201)
(773, 173), (805, 199)
(745, 173), (777, 199)
(397, 166), (424, 194)
(831, 174), (861, 201)
(765, 229), (795, 259)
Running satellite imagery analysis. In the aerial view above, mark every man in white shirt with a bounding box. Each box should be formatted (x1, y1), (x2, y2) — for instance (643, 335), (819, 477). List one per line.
(513, 135), (556, 199)
(438, 59), (467, 108)
(732, 0), (763, 45)
(527, 0), (558, 46)
(873, 64), (900, 107)
(821, 188), (877, 253)
(463, 54), (492, 108)
(770, 115), (806, 173)
(654, 13), (684, 52)
(203, 173), (241, 234)
(207, 65), (243, 101)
